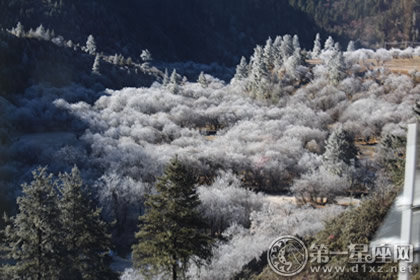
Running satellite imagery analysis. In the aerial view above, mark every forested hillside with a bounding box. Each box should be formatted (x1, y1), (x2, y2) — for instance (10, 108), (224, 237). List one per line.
(289, 0), (415, 47)
(0, 0), (318, 64)
(1, 0), (418, 65)
(1, 1), (420, 279)
(0, 0), (330, 64)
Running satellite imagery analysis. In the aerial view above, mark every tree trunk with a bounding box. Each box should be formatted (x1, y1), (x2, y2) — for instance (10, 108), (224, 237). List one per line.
(37, 228), (42, 280)
(172, 263), (177, 280)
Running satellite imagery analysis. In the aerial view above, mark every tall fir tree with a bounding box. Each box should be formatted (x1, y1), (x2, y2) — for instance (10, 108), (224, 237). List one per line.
(248, 45), (272, 99)
(323, 126), (358, 175)
(132, 157), (212, 280)
(12, 22), (25, 37)
(1, 167), (62, 280)
(140, 49), (152, 63)
(273, 35), (282, 48)
(233, 56), (249, 81)
(284, 48), (303, 80)
(140, 49), (153, 69)
(162, 68), (169, 86)
(1, 167), (116, 280)
(169, 69), (179, 94)
(327, 48), (346, 84)
(35, 24), (48, 39)
(263, 37), (274, 71)
(86, 35), (96, 55)
(92, 54), (101, 75)
(334, 42), (341, 51)
(197, 71), (209, 87)
(347, 40), (356, 52)
(312, 33), (322, 58)
(249, 46), (269, 88)
(273, 35), (283, 69)
(292, 34), (300, 51)
(58, 166), (116, 280)
(324, 35), (335, 51)
(280, 34), (294, 60)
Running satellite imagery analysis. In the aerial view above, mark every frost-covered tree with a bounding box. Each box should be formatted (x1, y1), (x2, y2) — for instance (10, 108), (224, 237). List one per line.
(249, 45), (269, 96)
(198, 172), (264, 235)
(192, 202), (343, 280)
(182, 76), (188, 85)
(10, 22), (24, 37)
(273, 35), (283, 69)
(273, 35), (282, 48)
(334, 42), (341, 51)
(327, 48), (346, 84)
(112, 53), (119, 65)
(169, 69), (178, 84)
(86, 34), (96, 55)
(323, 126), (358, 174)
(58, 166), (116, 280)
(311, 33), (322, 58)
(92, 54), (101, 75)
(35, 24), (46, 38)
(169, 69), (180, 94)
(140, 49), (152, 62)
(280, 34), (294, 60)
(263, 37), (275, 70)
(291, 165), (351, 202)
(347, 40), (356, 52)
(162, 68), (169, 86)
(198, 71), (209, 87)
(293, 34), (300, 50)
(233, 56), (249, 81)
(324, 36), (335, 51)
(1, 167), (62, 279)
(132, 157), (212, 280)
(27, 24), (53, 40)
(250, 46), (267, 78)
(66, 40), (74, 49)
(140, 49), (153, 68)
(284, 48), (303, 79)
(95, 172), (148, 251)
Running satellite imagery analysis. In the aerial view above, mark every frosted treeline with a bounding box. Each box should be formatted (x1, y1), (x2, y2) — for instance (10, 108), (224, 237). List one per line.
(1, 33), (418, 279)
(121, 201), (343, 280)
(54, 46), (416, 193)
(189, 203), (343, 280)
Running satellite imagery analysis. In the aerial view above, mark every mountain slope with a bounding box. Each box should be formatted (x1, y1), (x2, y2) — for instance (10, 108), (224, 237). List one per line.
(0, 0), (332, 65)
(289, 0), (415, 47)
(2, 1), (418, 65)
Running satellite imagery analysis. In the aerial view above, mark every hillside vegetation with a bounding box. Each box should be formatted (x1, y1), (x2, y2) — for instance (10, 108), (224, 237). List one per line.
(1, 2), (420, 279)
(2, 0), (419, 65)
(290, 0), (415, 47)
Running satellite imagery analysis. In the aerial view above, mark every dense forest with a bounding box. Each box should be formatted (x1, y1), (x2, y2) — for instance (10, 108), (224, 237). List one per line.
(1, 1), (420, 279)
(1, 0), (419, 65)
(290, 0), (416, 46)
(0, 0), (323, 64)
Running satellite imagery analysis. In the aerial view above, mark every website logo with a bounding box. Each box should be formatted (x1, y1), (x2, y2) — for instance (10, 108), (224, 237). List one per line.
(267, 235), (308, 276)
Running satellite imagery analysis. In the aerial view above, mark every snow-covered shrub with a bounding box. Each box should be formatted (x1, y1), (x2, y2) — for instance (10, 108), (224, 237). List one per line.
(198, 172), (265, 234)
(189, 202), (344, 280)
(291, 165), (351, 201)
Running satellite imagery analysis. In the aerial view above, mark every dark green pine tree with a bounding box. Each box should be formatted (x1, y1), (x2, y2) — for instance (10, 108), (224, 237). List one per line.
(58, 166), (116, 280)
(1, 167), (62, 280)
(323, 126), (358, 165)
(132, 157), (213, 280)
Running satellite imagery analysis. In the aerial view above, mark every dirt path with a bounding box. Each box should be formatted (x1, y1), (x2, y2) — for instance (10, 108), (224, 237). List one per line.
(265, 195), (360, 207)
(307, 56), (420, 75)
